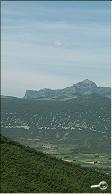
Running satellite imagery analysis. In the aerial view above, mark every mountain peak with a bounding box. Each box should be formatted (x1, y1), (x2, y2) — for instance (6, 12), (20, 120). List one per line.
(74, 79), (97, 88)
(82, 79), (94, 83)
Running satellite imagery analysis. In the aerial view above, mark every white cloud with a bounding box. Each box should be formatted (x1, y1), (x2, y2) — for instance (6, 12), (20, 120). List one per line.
(1, 39), (110, 69)
(54, 40), (63, 47)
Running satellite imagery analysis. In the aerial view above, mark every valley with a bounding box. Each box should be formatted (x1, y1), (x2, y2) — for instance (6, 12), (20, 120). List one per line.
(17, 138), (111, 174)
(1, 91), (111, 174)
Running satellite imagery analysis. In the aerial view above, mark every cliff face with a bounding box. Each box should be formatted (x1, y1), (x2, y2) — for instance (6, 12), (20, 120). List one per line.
(24, 79), (110, 99)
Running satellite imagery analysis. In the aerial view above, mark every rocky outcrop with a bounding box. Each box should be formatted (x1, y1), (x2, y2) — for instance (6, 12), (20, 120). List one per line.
(24, 79), (110, 99)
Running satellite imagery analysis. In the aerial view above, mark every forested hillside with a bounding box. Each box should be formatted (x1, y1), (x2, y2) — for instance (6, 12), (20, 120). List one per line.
(1, 135), (111, 193)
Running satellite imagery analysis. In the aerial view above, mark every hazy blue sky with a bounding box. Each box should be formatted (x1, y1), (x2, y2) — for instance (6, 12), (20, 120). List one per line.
(1, 1), (111, 97)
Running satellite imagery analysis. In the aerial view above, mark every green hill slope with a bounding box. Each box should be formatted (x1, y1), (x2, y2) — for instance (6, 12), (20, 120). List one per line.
(1, 135), (111, 193)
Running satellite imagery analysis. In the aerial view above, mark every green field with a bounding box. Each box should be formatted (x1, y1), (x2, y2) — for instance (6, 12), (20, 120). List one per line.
(18, 138), (111, 174)
(44, 143), (111, 174)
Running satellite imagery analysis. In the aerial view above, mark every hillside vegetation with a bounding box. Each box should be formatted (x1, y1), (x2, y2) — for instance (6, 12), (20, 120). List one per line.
(1, 94), (110, 155)
(1, 135), (111, 193)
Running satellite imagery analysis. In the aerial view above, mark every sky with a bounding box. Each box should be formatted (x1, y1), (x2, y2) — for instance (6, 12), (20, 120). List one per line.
(1, 1), (111, 97)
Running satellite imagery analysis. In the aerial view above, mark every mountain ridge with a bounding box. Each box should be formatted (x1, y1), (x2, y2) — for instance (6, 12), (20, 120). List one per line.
(24, 79), (111, 99)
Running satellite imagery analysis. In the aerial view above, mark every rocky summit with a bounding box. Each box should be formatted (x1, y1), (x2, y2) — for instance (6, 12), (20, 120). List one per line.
(24, 79), (110, 99)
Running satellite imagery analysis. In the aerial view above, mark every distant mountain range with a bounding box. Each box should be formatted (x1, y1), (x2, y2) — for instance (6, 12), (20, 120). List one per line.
(24, 79), (111, 99)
